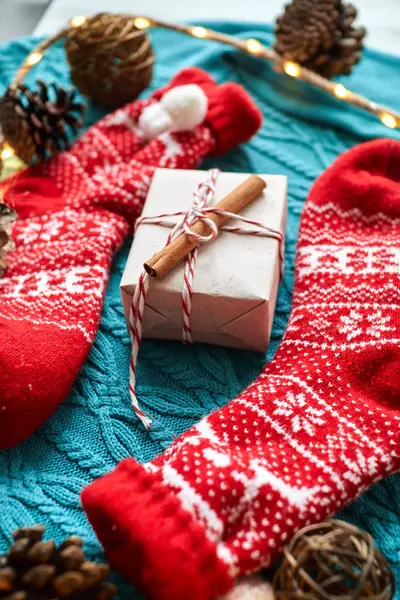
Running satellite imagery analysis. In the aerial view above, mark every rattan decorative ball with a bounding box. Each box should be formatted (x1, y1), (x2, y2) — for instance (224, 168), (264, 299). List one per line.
(65, 13), (154, 109)
(273, 520), (394, 600)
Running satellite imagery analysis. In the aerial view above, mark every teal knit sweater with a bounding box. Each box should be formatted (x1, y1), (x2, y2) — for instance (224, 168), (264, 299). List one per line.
(1, 22), (400, 599)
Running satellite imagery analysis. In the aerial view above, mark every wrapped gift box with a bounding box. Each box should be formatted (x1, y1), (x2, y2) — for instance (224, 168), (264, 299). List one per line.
(121, 169), (287, 352)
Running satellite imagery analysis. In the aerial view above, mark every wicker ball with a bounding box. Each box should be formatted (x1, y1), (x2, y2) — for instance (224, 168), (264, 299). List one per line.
(273, 520), (394, 600)
(65, 13), (154, 109)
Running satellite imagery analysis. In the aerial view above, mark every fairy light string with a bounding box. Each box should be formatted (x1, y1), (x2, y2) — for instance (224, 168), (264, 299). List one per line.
(2, 12), (399, 161)
(130, 14), (399, 130)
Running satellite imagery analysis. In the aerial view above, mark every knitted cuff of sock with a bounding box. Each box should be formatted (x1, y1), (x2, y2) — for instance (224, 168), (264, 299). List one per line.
(82, 459), (233, 600)
(206, 83), (262, 155)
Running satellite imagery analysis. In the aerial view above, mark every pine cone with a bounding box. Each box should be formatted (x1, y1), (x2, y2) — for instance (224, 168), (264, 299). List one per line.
(0, 82), (85, 164)
(274, 0), (366, 78)
(0, 202), (17, 278)
(0, 525), (117, 600)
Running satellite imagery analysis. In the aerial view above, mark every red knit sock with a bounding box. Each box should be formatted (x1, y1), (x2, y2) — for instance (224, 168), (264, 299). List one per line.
(0, 67), (262, 449)
(82, 138), (400, 600)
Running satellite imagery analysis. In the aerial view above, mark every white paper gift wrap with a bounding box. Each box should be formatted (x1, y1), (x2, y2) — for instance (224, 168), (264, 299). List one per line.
(121, 169), (287, 352)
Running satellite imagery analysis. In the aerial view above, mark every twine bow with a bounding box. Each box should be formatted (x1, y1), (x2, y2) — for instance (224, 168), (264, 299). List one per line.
(129, 169), (284, 428)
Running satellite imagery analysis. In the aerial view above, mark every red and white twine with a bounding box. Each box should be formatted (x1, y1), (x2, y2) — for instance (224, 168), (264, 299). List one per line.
(129, 169), (284, 428)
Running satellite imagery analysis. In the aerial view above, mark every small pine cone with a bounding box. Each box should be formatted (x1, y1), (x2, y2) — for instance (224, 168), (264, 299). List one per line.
(0, 202), (17, 278)
(274, 0), (366, 78)
(0, 81), (85, 164)
(275, 0), (340, 63)
(0, 525), (117, 600)
(0, 93), (36, 165)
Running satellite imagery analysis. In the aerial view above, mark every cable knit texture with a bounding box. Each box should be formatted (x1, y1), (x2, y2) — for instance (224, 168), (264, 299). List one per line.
(1, 22), (400, 600)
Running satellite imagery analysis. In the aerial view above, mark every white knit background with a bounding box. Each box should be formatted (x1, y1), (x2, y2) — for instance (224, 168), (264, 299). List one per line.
(34, 0), (400, 56)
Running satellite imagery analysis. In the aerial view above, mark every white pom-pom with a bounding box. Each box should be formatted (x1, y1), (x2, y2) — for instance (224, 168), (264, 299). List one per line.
(219, 575), (275, 600)
(138, 103), (173, 140)
(160, 84), (208, 132)
(137, 84), (208, 140)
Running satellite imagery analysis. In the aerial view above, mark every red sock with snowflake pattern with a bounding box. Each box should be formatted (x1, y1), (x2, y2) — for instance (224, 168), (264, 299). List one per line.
(0, 67), (262, 449)
(83, 138), (400, 600)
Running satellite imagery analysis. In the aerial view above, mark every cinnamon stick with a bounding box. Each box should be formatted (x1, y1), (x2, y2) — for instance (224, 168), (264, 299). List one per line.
(144, 174), (266, 278)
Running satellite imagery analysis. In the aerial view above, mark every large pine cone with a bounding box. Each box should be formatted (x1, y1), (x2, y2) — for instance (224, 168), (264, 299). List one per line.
(0, 525), (117, 600)
(0, 82), (85, 164)
(274, 0), (366, 78)
(65, 13), (154, 109)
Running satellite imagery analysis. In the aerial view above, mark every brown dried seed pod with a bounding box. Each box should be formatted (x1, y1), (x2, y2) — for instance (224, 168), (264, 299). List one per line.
(59, 545), (85, 570)
(52, 571), (85, 597)
(22, 565), (56, 590)
(27, 541), (55, 564)
(12, 527), (45, 543)
(8, 540), (30, 562)
(58, 536), (84, 550)
(80, 561), (109, 588)
(0, 567), (15, 591)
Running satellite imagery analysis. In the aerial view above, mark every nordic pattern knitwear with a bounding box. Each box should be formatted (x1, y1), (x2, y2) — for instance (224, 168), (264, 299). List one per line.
(83, 137), (400, 600)
(1, 23), (400, 600)
(0, 67), (262, 448)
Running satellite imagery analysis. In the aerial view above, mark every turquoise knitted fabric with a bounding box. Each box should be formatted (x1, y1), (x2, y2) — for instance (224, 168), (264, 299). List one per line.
(1, 23), (400, 599)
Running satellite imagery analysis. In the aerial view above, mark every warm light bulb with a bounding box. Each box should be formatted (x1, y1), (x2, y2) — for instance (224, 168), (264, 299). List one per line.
(26, 52), (43, 66)
(1, 144), (15, 160)
(134, 17), (151, 29)
(381, 113), (397, 129)
(191, 26), (208, 38)
(334, 83), (348, 99)
(71, 15), (87, 27)
(284, 61), (301, 77)
(246, 39), (262, 54)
